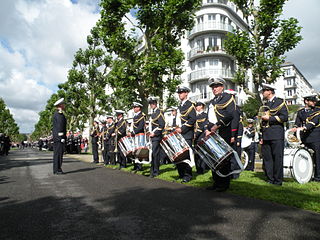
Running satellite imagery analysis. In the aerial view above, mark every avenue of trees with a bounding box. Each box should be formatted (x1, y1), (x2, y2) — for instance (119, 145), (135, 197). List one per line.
(31, 0), (302, 138)
(0, 98), (24, 142)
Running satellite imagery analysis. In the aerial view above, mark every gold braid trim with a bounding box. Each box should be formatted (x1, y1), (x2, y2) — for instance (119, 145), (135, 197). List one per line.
(152, 111), (164, 123)
(214, 96), (236, 117)
(195, 118), (206, 132)
(133, 114), (145, 127)
(306, 110), (320, 127)
(269, 99), (288, 116)
(180, 104), (196, 122)
(116, 120), (126, 134)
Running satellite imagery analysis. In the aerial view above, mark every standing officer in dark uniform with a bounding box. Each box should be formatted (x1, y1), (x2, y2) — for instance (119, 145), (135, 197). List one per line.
(260, 83), (288, 186)
(90, 121), (100, 164)
(295, 97), (320, 182)
(292, 95), (319, 143)
(205, 77), (236, 192)
(176, 86), (196, 183)
(112, 110), (127, 169)
(52, 98), (67, 175)
(194, 100), (208, 174)
(131, 102), (146, 172)
(100, 119), (108, 164)
(148, 97), (165, 177)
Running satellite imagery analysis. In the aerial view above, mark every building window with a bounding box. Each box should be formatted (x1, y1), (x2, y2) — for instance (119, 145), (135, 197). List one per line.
(207, 0), (215, 3)
(197, 61), (206, 69)
(287, 89), (292, 96)
(208, 36), (217, 47)
(197, 16), (204, 24)
(209, 59), (219, 66)
(208, 14), (216, 21)
(287, 79), (292, 85)
(285, 68), (291, 76)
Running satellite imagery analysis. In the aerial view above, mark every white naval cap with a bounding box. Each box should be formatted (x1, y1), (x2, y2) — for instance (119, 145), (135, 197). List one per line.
(208, 77), (226, 87)
(54, 98), (65, 106)
(176, 86), (191, 93)
(132, 102), (143, 108)
(260, 83), (275, 91)
(115, 110), (125, 115)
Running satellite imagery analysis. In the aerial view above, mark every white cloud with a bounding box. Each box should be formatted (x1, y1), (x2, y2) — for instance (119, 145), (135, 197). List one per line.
(0, 0), (100, 133)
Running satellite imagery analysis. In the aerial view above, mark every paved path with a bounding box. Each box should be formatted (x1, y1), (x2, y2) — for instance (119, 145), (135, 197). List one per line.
(0, 149), (319, 240)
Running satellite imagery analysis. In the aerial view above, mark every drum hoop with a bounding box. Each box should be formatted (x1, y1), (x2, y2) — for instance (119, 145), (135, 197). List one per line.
(135, 133), (146, 137)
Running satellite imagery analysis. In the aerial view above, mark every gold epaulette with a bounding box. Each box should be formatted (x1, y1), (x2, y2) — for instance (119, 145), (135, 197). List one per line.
(213, 95), (236, 117)
(133, 114), (145, 126)
(152, 110), (164, 123)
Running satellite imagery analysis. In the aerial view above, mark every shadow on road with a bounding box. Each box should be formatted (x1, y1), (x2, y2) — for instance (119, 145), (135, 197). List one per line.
(1, 185), (319, 240)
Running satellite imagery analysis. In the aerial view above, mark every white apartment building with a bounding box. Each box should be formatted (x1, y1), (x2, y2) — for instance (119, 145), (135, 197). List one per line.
(180, 0), (248, 104)
(277, 62), (314, 106)
(180, 0), (313, 107)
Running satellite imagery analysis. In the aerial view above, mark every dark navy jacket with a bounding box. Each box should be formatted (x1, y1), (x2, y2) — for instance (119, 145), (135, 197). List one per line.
(194, 111), (208, 143)
(207, 92), (236, 141)
(133, 112), (145, 135)
(304, 110), (320, 143)
(52, 110), (67, 143)
(261, 97), (288, 141)
(179, 100), (196, 140)
(115, 118), (127, 139)
(150, 108), (165, 142)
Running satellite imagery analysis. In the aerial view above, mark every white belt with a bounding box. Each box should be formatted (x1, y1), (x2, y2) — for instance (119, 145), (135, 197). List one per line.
(58, 132), (64, 136)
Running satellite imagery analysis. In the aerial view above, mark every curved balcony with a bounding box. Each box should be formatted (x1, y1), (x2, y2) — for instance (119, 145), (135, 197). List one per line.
(187, 46), (232, 61)
(188, 21), (234, 39)
(202, 0), (237, 12)
(188, 68), (233, 83)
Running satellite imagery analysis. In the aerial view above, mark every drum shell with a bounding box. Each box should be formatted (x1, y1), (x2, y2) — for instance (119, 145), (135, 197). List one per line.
(283, 147), (313, 184)
(196, 132), (233, 171)
(160, 131), (189, 163)
(119, 136), (134, 157)
(134, 133), (149, 159)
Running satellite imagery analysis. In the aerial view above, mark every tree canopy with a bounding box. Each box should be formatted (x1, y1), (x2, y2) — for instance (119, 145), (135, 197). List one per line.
(225, 0), (302, 101)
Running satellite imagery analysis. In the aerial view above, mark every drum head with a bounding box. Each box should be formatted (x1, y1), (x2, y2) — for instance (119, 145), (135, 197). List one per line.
(292, 148), (313, 184)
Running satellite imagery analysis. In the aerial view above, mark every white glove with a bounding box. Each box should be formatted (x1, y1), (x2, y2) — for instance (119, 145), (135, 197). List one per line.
(61, 139), (65, 143)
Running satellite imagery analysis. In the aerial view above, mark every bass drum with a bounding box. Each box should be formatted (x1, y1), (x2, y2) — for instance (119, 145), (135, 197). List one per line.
(283, 148), (314, 184)
(241, 151), (249, 170)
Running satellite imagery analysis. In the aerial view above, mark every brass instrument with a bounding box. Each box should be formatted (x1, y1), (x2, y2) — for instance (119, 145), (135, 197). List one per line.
(256, 105), (271, 132)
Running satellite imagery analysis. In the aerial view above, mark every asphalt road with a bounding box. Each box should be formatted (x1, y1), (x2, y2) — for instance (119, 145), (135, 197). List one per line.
(0, 149), (319, 240)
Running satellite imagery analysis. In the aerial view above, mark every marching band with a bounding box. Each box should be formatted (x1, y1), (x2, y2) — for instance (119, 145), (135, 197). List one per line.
(54, 77), (320, 189)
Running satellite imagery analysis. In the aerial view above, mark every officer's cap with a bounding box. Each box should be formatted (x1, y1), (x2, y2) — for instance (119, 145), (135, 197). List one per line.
(148, 97), (158, 104)
(208, 77), (226, 87)
(303, 94), (317, 102)
(167, 106), (178, 111)
(54, 98), (65, 106)
(224, 89), (237, 95)
(115, 110), (125, 115)
(195, 100), (206, 107)
(106, 114), (114, 119)
(247, 118), (254, 123)
(132, 102), (143, 108)
(260, 83), (275, 92)
(176, 86), (191, 93)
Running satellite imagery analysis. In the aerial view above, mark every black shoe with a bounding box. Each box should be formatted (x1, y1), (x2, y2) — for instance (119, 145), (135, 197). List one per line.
(55, 171), (64, 175)
(266, 180), (273, 184)
(216, 187), (228, 192)
(148, 174), (154, 178)
(206, 185), (218, 191)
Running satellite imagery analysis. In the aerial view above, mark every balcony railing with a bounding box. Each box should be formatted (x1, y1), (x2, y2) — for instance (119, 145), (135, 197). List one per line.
(189, 92), (214, 102)
(188, 21), (234, 38)
(187, 46), (226, 60)
(202, 0), (237, 12)
(285, 94), (298, 99)
(188, 68), (233, 82)
(284, 83), (297, 88)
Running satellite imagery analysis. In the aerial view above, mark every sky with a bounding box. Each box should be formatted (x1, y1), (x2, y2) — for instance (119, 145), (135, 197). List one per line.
(0, 0), (319, 134)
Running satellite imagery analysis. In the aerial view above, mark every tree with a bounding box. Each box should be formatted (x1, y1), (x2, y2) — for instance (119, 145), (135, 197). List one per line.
(224, 0), (302, 103)
(0, 98), (21, 140)
(97, 0), (202, 112)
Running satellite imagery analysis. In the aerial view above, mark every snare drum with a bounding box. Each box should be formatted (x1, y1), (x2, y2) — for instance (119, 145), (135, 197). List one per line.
(283, 147), (313, 184)
(160, 131), (190, 163)
(195, 132), (234, 171)
(118, 136), (134, 157)
(133, 133), (149, 159)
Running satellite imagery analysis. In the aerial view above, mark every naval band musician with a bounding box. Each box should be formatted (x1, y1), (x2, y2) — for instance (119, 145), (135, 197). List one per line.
(176, 86), (196, 183)
(113, 110), (127, 169)
(205, 77), (236, 192)
(52, 98), (67, 175)
(294, 96), (320, 182)
(260, 83), (288, 186)
(148, 97), (165, 177)
(131, 102), (146, 172)
(91, 121), (100, 164)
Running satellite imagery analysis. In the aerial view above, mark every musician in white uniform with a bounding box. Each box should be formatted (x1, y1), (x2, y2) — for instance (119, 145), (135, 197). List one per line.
(243, 119), (256, 171)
